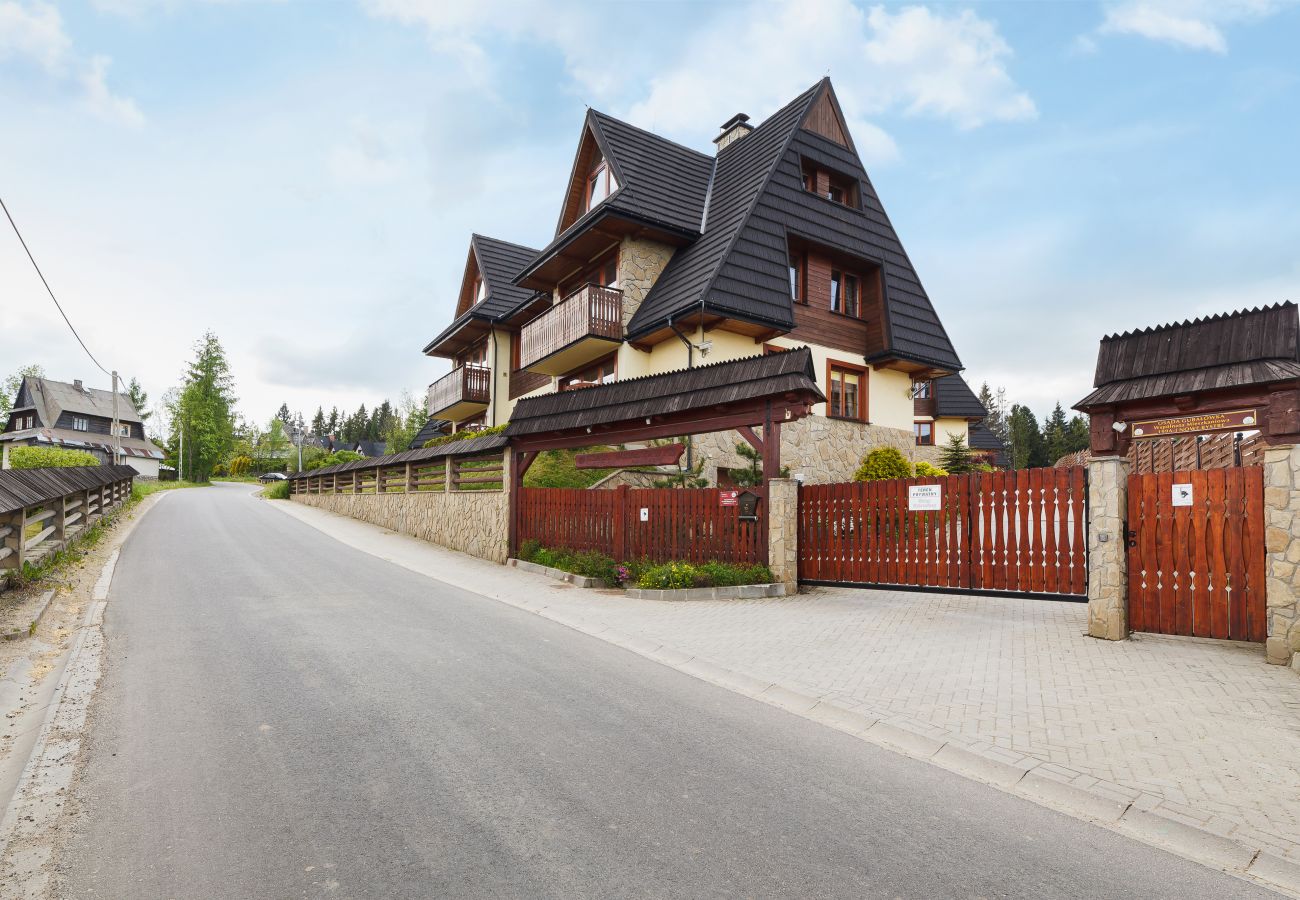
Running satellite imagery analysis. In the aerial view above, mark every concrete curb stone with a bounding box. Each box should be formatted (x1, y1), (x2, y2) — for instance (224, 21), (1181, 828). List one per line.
(1, 591), (56, 641)
(932, 744), (1034, 789)
(1118, 808), (1258, 872)
(1248, 852), (1300, 894)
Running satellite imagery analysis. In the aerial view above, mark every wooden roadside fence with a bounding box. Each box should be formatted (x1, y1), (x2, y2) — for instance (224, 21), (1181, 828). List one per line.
(288, 434), (507, 496)
(0, 465), (137, 573)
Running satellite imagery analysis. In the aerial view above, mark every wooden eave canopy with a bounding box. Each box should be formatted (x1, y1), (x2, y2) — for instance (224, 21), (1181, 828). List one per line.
(504, 346), (825, 452)
(421, 314), (493, 359)
(515, 209), (695, 292)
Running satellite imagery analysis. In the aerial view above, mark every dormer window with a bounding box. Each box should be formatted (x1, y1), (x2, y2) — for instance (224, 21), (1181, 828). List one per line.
(585, 155), (619, 212)
(789, 252), (805, 303)
(473, 276), (486, 305)
(830, 270), (859, 317)
(801, 159), (859, 209)
(73, 417), (89, 431)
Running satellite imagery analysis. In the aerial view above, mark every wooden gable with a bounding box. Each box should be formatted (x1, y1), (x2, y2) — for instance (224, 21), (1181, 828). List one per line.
(555, 118), (615, 236)
(454, 244), (483, 317)
(801, 84), (851, 150)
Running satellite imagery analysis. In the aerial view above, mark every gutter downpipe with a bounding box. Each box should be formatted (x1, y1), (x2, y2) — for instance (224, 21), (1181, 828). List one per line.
(667, 315), (694, 476)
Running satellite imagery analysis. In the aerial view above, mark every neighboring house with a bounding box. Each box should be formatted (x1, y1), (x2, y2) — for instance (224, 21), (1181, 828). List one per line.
(408, 418), (451, 450)
(0, 376), (165, 477)
(912, 374), (988, 451)
(967, 423), (1009, 469)
(421, 78), (988, 483)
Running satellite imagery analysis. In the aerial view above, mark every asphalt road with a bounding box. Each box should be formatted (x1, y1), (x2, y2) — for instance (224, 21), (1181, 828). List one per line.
(56, 483), (1276, 898)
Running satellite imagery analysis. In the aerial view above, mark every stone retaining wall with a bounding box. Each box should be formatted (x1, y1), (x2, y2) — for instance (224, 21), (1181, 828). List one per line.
(293, 491), (509, 563)
(1262, 444), (1300, 667)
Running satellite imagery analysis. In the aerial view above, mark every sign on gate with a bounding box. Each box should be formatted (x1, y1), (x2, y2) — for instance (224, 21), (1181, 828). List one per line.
(908, 484), (942, 511)
(719, 490), (739, 507)
(1171, 483), (1193, 506)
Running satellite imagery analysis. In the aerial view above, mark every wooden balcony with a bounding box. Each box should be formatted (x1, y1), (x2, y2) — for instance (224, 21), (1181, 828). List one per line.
(427, 365), (491, 422)
(519, 284), (623, 376)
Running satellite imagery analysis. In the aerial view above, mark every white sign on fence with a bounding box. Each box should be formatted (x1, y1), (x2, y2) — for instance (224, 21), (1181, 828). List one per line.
(639, 507), (649, 522)
(1172, 483), (1193, 507)
(908, 484), (942, 511)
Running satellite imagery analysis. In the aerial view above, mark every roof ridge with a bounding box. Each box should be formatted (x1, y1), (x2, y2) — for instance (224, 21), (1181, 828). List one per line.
(1100, 301), (1296, 342)
(471, 233), (541, 255)
(587, 108), (713, 161)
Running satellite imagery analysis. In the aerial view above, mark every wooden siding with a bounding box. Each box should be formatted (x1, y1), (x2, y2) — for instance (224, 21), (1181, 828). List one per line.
(54, 413), (140, 440)
(803, 88), (850, 148)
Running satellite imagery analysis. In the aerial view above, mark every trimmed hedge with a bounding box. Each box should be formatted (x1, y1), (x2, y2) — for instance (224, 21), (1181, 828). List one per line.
(9, 446), (100, 469)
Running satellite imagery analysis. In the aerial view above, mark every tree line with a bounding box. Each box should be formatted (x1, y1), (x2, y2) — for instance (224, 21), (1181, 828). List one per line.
(976, 383), (1090, 470)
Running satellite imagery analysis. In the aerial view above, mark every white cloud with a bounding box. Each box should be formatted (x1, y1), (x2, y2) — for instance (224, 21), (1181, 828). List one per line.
(0, 1), (143, 123)
(626, 1), (1034, 144)
(82, 55), (144, 125)
(1095, 0), (1295, 53)
(0, 0), (69, 71)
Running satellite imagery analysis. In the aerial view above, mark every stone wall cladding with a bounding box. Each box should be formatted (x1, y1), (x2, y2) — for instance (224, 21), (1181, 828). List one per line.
(617, 236), (676, 329)
(1262, 444), (1300, 667)
(1086, 457), (1130, 641)
(767, 478), (799, 594)
(293, 491), (509, 563)
(691, 416), (943, 486)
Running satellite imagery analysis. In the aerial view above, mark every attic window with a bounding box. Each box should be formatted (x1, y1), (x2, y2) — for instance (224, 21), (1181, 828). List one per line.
(585, 155), (619, 212)
(473, 276), (486, 304)
(73, 417), (89, 431)
(801, 159), (859, 209)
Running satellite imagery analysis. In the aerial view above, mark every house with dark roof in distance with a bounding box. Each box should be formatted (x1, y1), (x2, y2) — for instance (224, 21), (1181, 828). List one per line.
(420, 78), (991, 483)
(1, 376), (165, 477)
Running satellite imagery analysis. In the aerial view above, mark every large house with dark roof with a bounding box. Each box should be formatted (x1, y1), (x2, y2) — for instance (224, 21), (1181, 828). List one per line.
(420, 78), (990, 481)
(1, 376), (165, 477)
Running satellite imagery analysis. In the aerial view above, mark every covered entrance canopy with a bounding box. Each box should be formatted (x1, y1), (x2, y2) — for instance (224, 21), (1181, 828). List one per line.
(503, 347), (825, 553)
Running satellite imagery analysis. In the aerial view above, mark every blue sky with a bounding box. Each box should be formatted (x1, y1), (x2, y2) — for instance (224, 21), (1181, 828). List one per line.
(2, 0), (1298, 427)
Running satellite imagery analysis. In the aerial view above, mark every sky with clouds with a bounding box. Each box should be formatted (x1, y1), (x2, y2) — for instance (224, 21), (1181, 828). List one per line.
(1, 0), (1298, 426)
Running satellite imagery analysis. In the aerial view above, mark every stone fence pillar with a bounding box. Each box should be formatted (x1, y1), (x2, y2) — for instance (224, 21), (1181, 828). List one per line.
(767, 478), (798, 595)
(1087, 456), (1130, 640)
(1262, 444), (1300, 667)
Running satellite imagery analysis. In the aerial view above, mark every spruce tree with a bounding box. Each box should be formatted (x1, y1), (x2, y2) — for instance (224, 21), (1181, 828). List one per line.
(311, 407), (326, 437)
(937, 433), (976, 474)
(1043, 402), (1070, 464)
(1007, 405), (1048, 469)
(126, 377), (150, 421)
(173, 332), (237, 482)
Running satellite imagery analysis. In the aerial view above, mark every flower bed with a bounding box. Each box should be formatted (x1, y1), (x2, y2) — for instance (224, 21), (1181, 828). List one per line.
(515, 541), (776, 594)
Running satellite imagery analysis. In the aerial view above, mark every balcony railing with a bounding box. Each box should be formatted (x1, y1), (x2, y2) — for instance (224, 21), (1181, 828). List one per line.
(519, 284), (623, 372)
(427, 365), (491, 419)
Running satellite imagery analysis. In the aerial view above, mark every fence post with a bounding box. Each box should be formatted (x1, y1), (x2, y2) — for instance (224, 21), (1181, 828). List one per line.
(56, 490), (68, 545)
(80, 488), (90, 533)
(613, 484), (628, 562)
(444, 457), (453, 493)
(1262, 444), (1300, 666)
(1086, 456), (1130, 640)
(767, 478), (799, 594)
(376, 465), (385, 494)
(2, 508), (22, 571)
(405, 462), (413, 493)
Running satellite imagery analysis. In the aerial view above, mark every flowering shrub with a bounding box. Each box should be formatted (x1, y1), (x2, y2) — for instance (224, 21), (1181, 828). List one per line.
(517, 544), (773, 591)
(637, 560), (773, 590)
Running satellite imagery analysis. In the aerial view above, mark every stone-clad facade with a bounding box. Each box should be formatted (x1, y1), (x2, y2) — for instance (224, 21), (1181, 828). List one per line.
(617, 236), (675, 330)
(692, 417), (944, 486)
(293, 491), (509, 563)
(1262, 445), (1300, 667)
(766, 478), (798, 593)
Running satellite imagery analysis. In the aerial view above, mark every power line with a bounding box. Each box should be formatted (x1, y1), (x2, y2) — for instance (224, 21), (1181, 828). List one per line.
(0, 194), (110, 377)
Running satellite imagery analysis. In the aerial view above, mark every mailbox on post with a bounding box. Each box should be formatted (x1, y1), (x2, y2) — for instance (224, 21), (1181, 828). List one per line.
(737, 490), (760, 522)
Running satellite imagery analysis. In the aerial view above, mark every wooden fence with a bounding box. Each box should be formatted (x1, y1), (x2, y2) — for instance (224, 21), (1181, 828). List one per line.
(518, 485), (767, 565)
(1127, 467), (1266, 642)
(289, 437), (506, 496)
(798, 468), (1088, 597)
(0, 465), (136, 573)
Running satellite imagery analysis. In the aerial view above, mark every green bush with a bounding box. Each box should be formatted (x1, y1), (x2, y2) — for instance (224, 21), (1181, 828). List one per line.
(9, 446), (100, 469)
(306, 450), (365, 471)
(914, 460), (948, 477)
(636, 560), (774, 590)
(262, 479), (291, 499)
(637, 561), (700, 590)
(517, 542), (619, 586)
(853, 446), (912, 482)
(424, 423), (507, 449)
(228, 455), (253, 476)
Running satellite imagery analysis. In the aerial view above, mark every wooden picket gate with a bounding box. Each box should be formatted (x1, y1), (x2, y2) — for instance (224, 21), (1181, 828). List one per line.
(1126, 467), (1266, 642)
(517, 485), (766, 565)
(798, 468), (1088, 598)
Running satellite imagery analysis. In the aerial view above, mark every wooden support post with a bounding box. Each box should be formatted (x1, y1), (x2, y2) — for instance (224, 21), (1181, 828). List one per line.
(405, 462), (413, 493)
(1, 508), (23, 571)
(56, 491), (68, 544)
(376, 466), (385, 494)
(444, 457), (453, 493)
(507, 449), (538, 559)
(80, 488), (90, 533)
(761, 401), (781, 481)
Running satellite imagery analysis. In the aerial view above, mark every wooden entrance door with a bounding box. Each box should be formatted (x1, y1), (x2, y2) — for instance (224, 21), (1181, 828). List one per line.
(1126, 467), (1266, 641)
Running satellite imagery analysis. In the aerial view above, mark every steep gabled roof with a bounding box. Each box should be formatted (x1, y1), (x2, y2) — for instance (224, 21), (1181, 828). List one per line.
(626, 79), (963, 371)
(17, 376), (145, 426)
(968, 423), (1008, 467)
(933, 375), (986, 419)
(586, 111), (714, 236)
(627, 82), (823, 337)
(423, 234), (542, 354)
(1076, 302), (1300, 409)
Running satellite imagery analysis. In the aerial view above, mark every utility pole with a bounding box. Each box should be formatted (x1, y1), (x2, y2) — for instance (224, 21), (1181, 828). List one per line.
(111, 370), (122, 466)
(179, 425), (184, 482)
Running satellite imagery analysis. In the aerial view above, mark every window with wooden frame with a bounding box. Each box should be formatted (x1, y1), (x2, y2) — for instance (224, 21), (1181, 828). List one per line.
(826, 361), (867, 421)
(73, 416), (89, 431)
(585, 155), (619, 212)
(788, 250), (805, 303)
(800, 158), (860, 209)
(913, 380), (931, 399)
(460, 340), (488, 370)
(830, 269), (860, 317)
(560, 254), (618, 298)
(914, 421), (934, 446)
(473, 276), (487, 305)
(559, 353), (616, 391)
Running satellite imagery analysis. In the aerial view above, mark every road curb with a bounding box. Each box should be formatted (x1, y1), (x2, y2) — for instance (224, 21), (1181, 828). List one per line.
(1, 591), (56, 641)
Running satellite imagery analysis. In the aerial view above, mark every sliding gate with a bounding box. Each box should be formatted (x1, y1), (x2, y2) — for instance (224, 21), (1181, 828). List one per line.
(798, 467), (1088, 598)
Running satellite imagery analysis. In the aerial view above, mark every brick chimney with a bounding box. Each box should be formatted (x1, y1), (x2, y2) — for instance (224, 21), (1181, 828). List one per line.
(73, 379), (83, 392)
(712, 113), (752, 152)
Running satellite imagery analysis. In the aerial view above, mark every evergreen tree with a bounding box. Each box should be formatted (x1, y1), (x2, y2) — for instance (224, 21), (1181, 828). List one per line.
(275, 402), (292, 424)
(1066, 415), (1091, 455)
(381, 391), (427, 453)
(173, 332), (237, 482)
(327, 407), (340, 434)
(1043, 402), (1070, 464)
(1007, 404), (1048, 470)
(937, 433), (976, 474)
(311, 407), (326, 437)
(977, 382), (1009, 444)
(126, 377), (150, 421)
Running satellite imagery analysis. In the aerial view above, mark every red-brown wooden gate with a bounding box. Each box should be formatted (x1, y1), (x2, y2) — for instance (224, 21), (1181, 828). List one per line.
(798, 468), (1088, 598)
(1127, 467), (1266, 642)
(518, 484), (766, 565)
